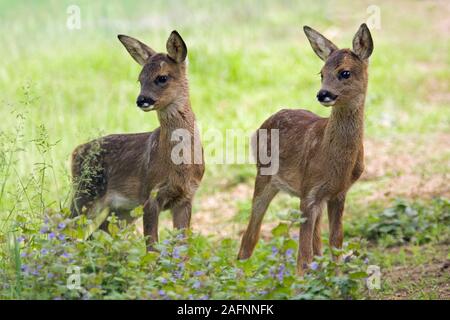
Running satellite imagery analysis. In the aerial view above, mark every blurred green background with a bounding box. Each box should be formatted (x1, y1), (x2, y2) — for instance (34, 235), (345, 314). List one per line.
(0, 0), (448, 235)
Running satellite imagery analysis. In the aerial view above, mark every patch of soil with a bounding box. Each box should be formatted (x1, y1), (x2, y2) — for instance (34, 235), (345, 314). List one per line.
(379, 244), (450, 299)
(191, 183), (253, 238)
(362, 133), (450, 201)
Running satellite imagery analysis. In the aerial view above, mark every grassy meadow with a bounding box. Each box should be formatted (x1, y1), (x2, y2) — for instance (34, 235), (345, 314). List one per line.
(0, 0), (449, 299)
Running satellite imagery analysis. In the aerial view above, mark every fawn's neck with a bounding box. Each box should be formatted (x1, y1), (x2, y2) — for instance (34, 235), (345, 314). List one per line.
(323, 98), (365, 158)
(157, 95), (196, 147)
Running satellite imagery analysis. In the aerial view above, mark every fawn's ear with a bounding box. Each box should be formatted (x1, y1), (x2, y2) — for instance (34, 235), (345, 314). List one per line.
(166, 30), (187, 63)
(117, 35), (156, 65)
(352, 23), (373, 60)
(303, 26), (338, 61)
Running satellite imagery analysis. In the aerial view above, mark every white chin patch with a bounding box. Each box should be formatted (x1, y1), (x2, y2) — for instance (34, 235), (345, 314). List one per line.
(320, 98), (336, 107)
(140, 104), (155, 111)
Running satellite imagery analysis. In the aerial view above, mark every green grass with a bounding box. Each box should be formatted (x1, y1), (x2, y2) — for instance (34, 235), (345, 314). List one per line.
(0, 0), (449, 299)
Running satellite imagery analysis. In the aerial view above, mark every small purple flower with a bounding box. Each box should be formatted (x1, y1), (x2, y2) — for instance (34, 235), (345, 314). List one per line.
(285, 249), (294, 257)
(178, 262), (185, 270)
(364, 258), (370, 264)
(200, 295), (209, 300)
(160, 278), (167, 284)
(271, 246), (278, 255)
(20, 264), (29, 272)
(17, 236), (25, 243)
(40, 226), (49, 234)
(176, 233), (185, 240)
(277, 264), (285, 282)
(162, 239), (170, 246)
(41, 248), (48, 255)
(20, 252), (27, 258)
(259, 290), (268, 295)
(48, 232), (56, 240)
(58, 233), (66, 241)
(47, 272), (54, 279)
(193, 271), (204, 277)
(172, 247), (181, 259)
(61, 252), (71, 259)
(57, 222), (66, 230)
(310, 261), (319, 271)
(31, 269), (39, 276)
(193, 280), (201, 289)
(158, 290), (166, 296)
(269, 266), (276, 277)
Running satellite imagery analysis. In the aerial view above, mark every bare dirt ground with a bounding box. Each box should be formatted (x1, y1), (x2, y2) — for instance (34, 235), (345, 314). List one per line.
(377, 244), (450, 299)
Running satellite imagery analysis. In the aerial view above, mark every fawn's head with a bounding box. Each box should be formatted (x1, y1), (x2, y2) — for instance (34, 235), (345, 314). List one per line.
(304, 24), (373, 108)
(118, 31), (188, 112)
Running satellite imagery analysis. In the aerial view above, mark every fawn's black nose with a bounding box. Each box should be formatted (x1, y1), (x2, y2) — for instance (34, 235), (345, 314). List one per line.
(316, 90), (338, 103)
(136, 95), (156, 108)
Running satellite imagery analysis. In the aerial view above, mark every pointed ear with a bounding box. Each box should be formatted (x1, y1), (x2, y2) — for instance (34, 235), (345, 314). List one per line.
(166, 30), (187, 63)
(117, 35), (156, 65)
(352, 23), (373, 60)
(303, 26), (338, 61)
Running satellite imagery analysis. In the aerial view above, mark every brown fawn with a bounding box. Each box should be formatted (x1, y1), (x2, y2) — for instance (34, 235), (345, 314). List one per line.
(70, 31), (204, 250)
(238, 24), (373, 274)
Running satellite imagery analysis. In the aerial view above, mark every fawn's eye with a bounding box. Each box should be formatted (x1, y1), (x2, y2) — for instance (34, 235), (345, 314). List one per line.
(155, 75), (168, 85)
(339, 70), (351, 80)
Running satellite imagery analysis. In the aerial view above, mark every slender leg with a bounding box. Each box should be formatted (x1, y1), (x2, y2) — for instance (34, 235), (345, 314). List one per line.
(327, 193), (346, 260)
(143, 198), (160, 251)
(238, 175), (278, 260)
(313, 211), (323, 256)
(297, 200), (324, 275)
(172, 200), (192, 230)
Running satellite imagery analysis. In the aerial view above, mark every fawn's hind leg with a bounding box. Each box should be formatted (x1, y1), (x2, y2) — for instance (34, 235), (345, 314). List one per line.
(313, 211), (323, 256)
(238, 175), (278, 260)
(297, 199), (325, 275)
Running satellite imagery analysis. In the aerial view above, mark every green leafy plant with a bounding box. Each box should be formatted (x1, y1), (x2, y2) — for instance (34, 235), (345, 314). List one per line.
(346, 198), (450, 247)
(1, 209), (370, 300)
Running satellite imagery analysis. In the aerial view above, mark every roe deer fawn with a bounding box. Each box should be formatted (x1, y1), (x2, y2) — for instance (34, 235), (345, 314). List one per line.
(238, 24), (373, 274)
(70, 31), (204, 250)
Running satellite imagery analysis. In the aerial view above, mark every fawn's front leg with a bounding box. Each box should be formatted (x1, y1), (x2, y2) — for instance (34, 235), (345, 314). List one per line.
(327, 193), (346, 261)
(143, 198), (161, 251)
(297, 200), (324, 275)
(172, 200), (192, 231)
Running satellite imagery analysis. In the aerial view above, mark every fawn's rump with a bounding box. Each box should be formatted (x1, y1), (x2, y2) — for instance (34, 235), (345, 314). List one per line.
(70, 140), (108, 215)
(70, 132), (153, 216)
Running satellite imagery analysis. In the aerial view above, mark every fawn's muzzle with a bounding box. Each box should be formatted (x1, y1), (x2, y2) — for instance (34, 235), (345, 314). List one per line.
(317, 90), (338, 106)
(136, 95), (156, 110)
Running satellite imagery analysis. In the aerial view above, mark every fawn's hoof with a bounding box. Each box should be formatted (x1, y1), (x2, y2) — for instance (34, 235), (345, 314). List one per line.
(237, 249), (251, 260)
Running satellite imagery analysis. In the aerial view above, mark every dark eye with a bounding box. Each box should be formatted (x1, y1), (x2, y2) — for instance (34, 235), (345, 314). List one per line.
(155, 75), (168, 85)
(339, 70), (351, 80)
